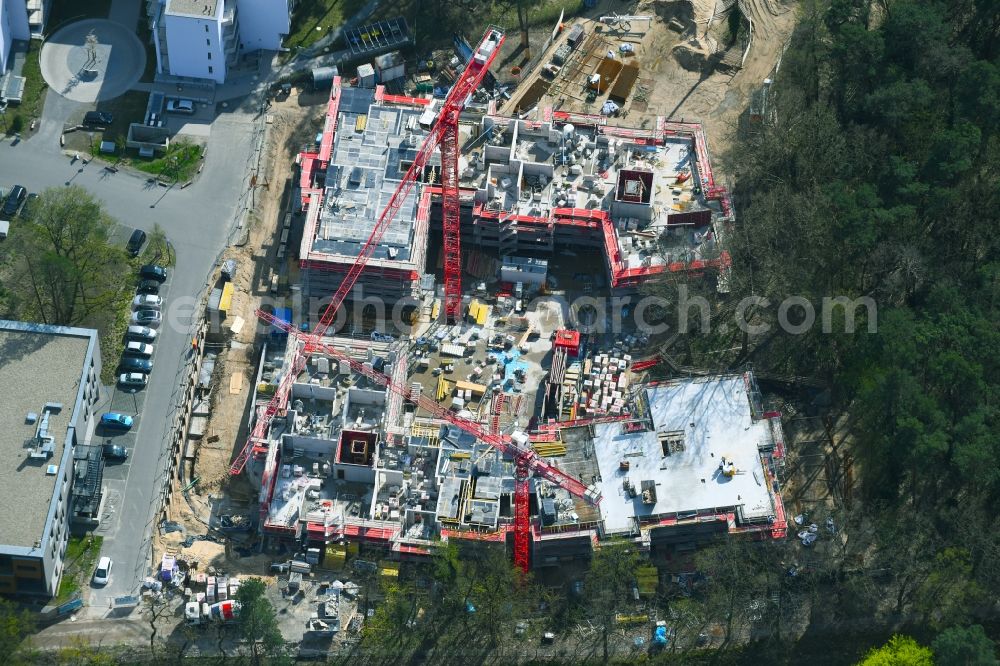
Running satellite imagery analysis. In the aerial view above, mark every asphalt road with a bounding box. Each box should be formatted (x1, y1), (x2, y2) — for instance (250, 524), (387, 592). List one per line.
(0, 96), (263, 608)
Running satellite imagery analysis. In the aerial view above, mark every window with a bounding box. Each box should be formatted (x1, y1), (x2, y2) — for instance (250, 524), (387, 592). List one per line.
(204, 24), (209, 32)
(206, 39), (210, 46)
(207, 52), (212, 60)
(208, 66), (214, 74)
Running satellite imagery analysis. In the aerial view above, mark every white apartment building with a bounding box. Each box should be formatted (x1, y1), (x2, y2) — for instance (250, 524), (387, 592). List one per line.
(146, 0), (292, 83)
(0, 0), (43, 73)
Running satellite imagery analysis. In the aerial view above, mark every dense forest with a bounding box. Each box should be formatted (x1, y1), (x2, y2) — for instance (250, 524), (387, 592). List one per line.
(636, 0), (1000, 660)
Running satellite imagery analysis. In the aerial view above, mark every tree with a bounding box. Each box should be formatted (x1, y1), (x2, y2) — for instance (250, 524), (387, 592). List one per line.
(143, 594), (174, 657)
(466, 548), (523, 651)
(1, 185), (130, 326)
(0, 597), (35, 658)
(235, 577), (285, 665)
(143, 223), (173, 266)
(859, 635), (933, 666)
(932, 625), (998, 666)
(584, 541), (640, 662)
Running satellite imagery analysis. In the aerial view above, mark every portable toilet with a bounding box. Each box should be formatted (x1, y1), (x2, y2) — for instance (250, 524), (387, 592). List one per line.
(357, 63), (376, 88)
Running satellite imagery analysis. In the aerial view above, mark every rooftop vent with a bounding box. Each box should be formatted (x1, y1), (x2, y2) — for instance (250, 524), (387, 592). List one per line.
(28, 403), (60, 459)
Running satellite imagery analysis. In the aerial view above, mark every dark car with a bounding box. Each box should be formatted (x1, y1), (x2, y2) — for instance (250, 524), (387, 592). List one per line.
(120, 356), (153, 373)
(2, 185), (27, 217)
(136, 279), (160, 294)
(126, 229), (147, 257)
(139, 264), (167, 283)
(83, 111), (113, 126)
(102, 443), (128, 460)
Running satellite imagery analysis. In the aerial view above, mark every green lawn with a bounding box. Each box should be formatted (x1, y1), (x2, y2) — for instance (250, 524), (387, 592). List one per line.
(132, 141), (204, 183)
(56, 535), (104, 604)
(287, 0), (347, 49)
(5, 45), (46, 136)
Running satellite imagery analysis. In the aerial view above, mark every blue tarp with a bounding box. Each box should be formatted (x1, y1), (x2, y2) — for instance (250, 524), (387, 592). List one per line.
(272, 307), (293, 338)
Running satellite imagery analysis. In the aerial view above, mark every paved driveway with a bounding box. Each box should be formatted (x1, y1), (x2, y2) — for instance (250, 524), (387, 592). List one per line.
(0, 99), (261, 609)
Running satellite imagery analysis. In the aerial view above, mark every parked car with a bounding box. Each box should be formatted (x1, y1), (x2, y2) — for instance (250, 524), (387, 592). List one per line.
(126, 229), (147, 257)
(131, 309), (162, 327)
(136, 279), (161, 295)
(139, 264), (167, 282)
(120, 356), (153, 373)
(83, 111), (113, 126)
(102, 443), (128, 460)
(166, 98), (195, 114)
(132, 294), (162, 309)
(118, 372), (148, 389)
(93, 557), (113, 585)
(124, 341), (154, 357)
(100, 413), (133, 431)
(126, 325), (157, 342)
(2, 185), (27, 217)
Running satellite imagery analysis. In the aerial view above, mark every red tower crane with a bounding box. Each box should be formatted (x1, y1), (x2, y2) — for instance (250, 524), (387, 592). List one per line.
(230, 27), (596, 574)
(258, 310), (601, 574)
(229, 28), (506, 477)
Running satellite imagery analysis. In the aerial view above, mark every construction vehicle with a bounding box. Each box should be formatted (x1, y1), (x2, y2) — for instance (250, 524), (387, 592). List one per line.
(185, 600), (241, 625)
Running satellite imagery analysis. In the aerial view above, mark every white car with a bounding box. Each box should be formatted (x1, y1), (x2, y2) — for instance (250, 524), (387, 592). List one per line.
(125, 341), (154, 357)
(133, 294), (162, 309)
(118, 372), (148, 389)
(131, 309), (162, 327)
(126, 325), (157, 342)
(166, 98), (195, 114)
(93, 556), (112, 585)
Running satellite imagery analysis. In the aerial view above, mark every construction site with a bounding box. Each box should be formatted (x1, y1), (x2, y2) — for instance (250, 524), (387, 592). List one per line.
(202, 25), (787, 577)
(148, 0), (798, 645)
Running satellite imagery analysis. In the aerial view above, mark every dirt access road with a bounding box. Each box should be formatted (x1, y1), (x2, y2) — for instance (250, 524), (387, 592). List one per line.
(151, 86), (330, 570)
(503, 0), (796, 159)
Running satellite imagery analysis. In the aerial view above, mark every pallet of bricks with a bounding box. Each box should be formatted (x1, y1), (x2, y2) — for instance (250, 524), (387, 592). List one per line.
(581, 352), (632, 415)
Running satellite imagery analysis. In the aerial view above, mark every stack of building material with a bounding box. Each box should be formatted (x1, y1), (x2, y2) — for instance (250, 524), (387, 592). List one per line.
(579, 353), (632, 414)
(534, 441), (568, 457)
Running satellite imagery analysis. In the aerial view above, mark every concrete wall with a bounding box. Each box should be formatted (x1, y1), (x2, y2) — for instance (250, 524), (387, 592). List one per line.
(234, 0), (290, 51)
(0, 1), (13, 73)
(6, 0), (29, 41)
(0, 0), (29, 74)
(164, 8), (226, 83)
(332, 461), (376, 484)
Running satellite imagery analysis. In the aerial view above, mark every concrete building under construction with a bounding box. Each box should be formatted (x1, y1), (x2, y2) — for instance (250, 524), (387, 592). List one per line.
(250, 73), (777, 569)
(244, 327), (786, 566)
(296, 78), (734, 306)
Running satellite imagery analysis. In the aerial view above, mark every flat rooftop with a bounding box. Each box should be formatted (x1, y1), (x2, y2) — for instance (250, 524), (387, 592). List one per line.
(594, 376), (774, 533)
(313, 87), (432, 263)
(166, 0), (220, 17)
(0, 326), (92, 548)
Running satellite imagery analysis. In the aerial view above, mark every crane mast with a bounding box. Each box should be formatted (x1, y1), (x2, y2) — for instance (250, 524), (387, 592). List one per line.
(231, 29), (602, 574)
(230, 28), (505, 475)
